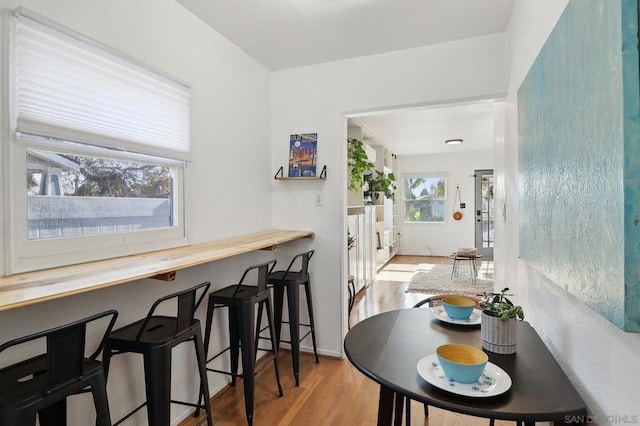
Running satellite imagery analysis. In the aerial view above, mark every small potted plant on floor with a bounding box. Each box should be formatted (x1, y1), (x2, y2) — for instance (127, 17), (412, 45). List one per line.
(478, 287), (524, 354)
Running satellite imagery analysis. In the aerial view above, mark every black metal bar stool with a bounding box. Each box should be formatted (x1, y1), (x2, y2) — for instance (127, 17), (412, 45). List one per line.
(268, 249), (319, 386)
(0, 310), (118, 425)
(103, 282), (212, 426)
(347, 274), (356, 329)
(199, 259), (283, 426)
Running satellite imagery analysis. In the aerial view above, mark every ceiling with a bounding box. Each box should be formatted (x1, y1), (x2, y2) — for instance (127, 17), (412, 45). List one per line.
(350, 102), (498, 156)
(176, 0), (514, 155)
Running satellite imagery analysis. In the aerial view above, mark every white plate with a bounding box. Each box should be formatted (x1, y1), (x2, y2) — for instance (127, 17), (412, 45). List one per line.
(417, 354), (512, 398)
(429, 306), (482, 326)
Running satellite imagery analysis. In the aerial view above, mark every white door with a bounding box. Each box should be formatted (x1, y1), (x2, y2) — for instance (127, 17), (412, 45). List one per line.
(474, 169), (494, 258)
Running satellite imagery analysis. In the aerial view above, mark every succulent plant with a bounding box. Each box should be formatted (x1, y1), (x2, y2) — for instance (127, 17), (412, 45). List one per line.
(479, 287), (525, 321)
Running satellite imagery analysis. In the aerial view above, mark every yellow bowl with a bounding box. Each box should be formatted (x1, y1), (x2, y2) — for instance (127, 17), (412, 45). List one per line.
(441, 296), (476, 320)
(436, 344), (488, 383)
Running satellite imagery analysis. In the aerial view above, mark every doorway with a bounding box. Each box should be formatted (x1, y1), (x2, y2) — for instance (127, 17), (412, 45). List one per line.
(474, 169), (494, 258)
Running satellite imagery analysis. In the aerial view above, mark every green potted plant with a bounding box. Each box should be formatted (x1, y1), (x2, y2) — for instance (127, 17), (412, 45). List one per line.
(347, 138), (375, 192)
(347, 230), (357, 251)
(478, 287), (524, 354)
(367, 170), (397, 204)
(347, 230), (357, 275)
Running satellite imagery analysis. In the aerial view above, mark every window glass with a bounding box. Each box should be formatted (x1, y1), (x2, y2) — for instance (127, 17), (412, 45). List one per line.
(403, 176), (447, 223)
(27, 147), (174, 240)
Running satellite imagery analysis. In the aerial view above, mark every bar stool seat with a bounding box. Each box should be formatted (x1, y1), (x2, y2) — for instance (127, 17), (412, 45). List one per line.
(200, 260), (283, 426)
(0, 310), (118, 426)
(103, 281), (212, 426)
(268, 249), (319, 386)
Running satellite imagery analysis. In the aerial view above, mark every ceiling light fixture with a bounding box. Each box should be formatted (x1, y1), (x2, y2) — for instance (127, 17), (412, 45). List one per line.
(445, 138), (463, 145)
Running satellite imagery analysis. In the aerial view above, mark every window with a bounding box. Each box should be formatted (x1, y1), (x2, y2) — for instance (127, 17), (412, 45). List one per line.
(26, 145), (177, 240)
(402, 175), (447, 223)
(6, 9), (190, 273)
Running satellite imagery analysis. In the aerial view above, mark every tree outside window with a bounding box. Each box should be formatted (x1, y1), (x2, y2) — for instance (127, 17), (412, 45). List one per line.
(27, 148), (175, 241)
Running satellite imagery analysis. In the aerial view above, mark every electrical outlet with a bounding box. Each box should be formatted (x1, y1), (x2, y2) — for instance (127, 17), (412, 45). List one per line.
(315, 193), (323, 206)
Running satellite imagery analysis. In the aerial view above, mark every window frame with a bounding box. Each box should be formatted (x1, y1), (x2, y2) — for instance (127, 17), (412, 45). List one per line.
(3, 9), (189, 274)
(8, 134), (188, 274)
(401, 173), (448, 224)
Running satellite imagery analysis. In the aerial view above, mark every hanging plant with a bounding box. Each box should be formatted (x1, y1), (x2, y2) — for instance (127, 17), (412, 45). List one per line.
(347, 138), (375, 192)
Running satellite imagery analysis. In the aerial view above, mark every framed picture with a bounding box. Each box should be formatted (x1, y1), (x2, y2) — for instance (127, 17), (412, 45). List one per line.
(288, 133), (317, 177)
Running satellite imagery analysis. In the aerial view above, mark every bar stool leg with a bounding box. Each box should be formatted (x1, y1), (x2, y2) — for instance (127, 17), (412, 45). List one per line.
(253, 297), (284, 397)
(193, 331), (213, 426)
(272, 285), (285, 350)
(264, 296), (284, 396)
(303, 281), (319, 363)
(254, 299), (265, 360)
(285, 281), (301, 386)
(38, 399), (66, 426)
(197, 303), (216, 417)
(90, 372), (112, 426)
(203, 302), (216, 361)
(228, 306), (240, 386)
(144, 347), (172, 426)
(237, 302), (256, 426)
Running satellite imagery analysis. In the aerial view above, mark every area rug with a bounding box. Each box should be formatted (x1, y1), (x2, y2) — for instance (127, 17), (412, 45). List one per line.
(406, 263), (493, 295)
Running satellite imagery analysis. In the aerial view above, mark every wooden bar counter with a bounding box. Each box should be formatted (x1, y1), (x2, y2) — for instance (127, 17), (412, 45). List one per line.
(0, 229), (314, 312)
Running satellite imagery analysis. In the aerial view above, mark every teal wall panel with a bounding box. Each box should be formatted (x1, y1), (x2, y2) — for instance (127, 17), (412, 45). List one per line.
(519, 0), (640, 331)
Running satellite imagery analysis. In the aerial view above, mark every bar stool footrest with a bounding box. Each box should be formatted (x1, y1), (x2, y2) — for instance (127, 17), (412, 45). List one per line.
(113, 402), (148, 426)
(206, 367), (243, 378)
(279, 329), (313, 346)
(206, 345), (236, 364)
(280, 320), (313, 329)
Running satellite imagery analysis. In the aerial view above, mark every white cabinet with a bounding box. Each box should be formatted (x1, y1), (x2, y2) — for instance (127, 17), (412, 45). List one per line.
(363, 205), (377, 285)
(347, 206), (377, 292)
(373, 195), (394, 269)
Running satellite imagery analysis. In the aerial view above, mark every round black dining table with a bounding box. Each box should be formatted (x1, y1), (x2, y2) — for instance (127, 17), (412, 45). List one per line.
(344, 309), (588, 426)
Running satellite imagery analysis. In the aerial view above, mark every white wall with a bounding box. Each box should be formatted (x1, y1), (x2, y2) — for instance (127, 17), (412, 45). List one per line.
(271, 33), (507, 356)
(501, 0), (640, 422)
(0, 0), (276, 424)
(397, 151), (494, 256)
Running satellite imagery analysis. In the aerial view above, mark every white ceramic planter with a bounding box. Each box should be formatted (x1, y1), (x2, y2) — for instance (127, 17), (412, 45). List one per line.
(481, 313), (517, 354)
(372, 192), (385, 205)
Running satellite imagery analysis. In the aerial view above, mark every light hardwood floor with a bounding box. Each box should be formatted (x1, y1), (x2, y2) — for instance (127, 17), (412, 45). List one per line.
(181, 255), (526, 426)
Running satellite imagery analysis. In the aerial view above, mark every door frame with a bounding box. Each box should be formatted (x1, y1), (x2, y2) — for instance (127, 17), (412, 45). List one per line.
(474, 169), (494, 258)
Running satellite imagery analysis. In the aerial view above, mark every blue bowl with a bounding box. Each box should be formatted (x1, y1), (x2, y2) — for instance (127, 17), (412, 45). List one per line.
(436, 344), (488, 383)
(441, 296), (476, 320)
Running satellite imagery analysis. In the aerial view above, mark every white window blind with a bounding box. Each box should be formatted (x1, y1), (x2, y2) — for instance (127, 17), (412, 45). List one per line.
(12, 11), (190, 160)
